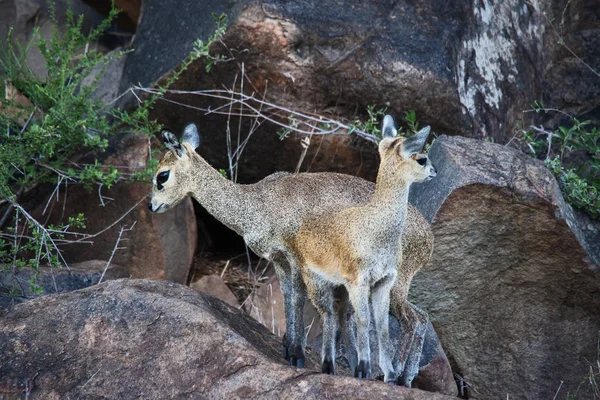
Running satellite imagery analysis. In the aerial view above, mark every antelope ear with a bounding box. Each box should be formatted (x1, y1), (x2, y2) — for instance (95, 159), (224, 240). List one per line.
(382, 115), (398, 138)
(162, 130), (185, 158)
(181, 123), (201, 150)
(401, 126), (431, 156)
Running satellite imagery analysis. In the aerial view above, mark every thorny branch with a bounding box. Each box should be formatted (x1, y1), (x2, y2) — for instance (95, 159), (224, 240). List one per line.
(132, 86), (380, 143)
(98, 222), (136, 284)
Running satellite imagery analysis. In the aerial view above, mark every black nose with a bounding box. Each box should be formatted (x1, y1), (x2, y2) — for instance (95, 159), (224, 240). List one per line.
(147, 201), (153, 211)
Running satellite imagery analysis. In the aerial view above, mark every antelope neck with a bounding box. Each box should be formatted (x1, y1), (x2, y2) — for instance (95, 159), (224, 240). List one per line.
(187, 154), (248, 234)
(369, 170), (412, 232)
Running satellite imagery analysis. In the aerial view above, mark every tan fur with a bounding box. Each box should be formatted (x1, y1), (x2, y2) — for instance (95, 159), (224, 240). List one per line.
(289, 126), (436, 384)
(148, 123), (434, 379)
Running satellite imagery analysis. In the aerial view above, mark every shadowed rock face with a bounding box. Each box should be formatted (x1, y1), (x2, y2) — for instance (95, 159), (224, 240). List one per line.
(0, 279), (456, 400)
(409, 136), (600, 399)
(116, 0), (600, 184)
(0, 261), (129, 310)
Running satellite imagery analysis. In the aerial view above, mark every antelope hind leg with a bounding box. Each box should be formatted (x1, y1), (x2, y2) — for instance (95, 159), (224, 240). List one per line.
(288, 268), (307, 367)
(304, 269), (338, 374)
(336, 287), (358, 371)
(399, 303), (429, 387)
(276, 261), (305, 367)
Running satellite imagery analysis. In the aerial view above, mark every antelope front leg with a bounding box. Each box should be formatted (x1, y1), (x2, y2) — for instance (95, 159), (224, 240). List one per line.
(371, 272), (398, 383)
(278, 271), (296, 362)
(348, 284), (372, 379)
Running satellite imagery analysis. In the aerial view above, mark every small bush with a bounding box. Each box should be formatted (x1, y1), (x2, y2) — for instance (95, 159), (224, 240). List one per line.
(521, 104), (600, 218)
(0, 3), (227, 296)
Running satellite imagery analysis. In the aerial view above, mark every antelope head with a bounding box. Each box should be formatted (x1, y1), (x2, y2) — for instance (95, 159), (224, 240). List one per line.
(377, 115), (436, 184)
(148, 123), (201, 213)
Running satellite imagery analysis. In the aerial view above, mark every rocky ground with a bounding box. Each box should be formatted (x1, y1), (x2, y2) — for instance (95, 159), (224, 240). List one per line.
(0, 279), (458, 399)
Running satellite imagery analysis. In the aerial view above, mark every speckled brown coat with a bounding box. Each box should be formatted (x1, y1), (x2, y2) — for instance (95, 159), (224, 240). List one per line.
(148, 124), (434, 377)
(288, 120), (435, 384)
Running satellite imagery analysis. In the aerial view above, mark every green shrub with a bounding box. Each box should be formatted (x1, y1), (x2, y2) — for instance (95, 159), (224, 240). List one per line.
(522, 104), (600, 218)
(0, 3), (227, 296)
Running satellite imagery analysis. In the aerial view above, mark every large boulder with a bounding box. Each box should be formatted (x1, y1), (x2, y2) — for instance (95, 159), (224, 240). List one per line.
(408, 135), (600, 399)
(117, 0), (599, 183)
(0, 279), (456, 399)
(0, 260), (128, 310)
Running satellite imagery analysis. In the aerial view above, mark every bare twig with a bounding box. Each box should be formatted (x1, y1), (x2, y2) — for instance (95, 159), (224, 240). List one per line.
(225, 73), (239, 180)
(295, 136), (311, 173)
(68, 195), (148, 244)
(82, 368), (102, 388)
(523, 107), (574, 118)
(304, 317), (316, 342)
(132, 86), (379, 143)
(42, 175), (66, 216)
(454, 373), (473, 398)
(235, 63), (245, 183)
(220, 260), (230, 278)
(530, 125), (560, 160)
(98, 221), (136, 284)
(0, 187), (24, 229)
(11, 202), (71, 271)
(552, 380), (563, 400)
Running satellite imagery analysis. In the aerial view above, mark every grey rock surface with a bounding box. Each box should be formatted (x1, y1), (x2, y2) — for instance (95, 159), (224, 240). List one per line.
(115, 0), (600, 183)
(0, 279), (457, 399)
(0, 260), (128, 310)
(409, 135), (600, 399)
(191, 274), (240, 307)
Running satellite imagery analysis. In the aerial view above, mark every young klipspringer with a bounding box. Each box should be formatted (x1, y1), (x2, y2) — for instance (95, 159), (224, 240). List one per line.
(289, 116), (436, 383)
(148, 121), (434, 384)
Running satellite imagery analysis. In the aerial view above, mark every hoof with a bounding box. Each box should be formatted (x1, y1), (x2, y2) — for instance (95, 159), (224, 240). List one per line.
(283, 346), (289, 360)
(321, 359), (335, 375)
(282, 334), (290, 359)
(287, 344), (305, 368)
(396, 374), (413, 387)
(384, 373), (398, 384)
(354, 360), (370, 379)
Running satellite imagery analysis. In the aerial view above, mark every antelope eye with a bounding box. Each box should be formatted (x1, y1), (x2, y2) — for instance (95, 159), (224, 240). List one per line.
(156, 170), (170, 190)
(416, 157), (428, 166)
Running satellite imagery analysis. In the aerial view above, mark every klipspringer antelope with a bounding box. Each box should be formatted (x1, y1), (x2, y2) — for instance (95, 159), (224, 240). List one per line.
(288, 116), (435, 383)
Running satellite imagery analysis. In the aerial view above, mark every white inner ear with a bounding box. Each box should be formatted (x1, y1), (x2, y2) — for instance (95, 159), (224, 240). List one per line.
(182, 123), (200, 150)
(382, 115), (398, 138)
